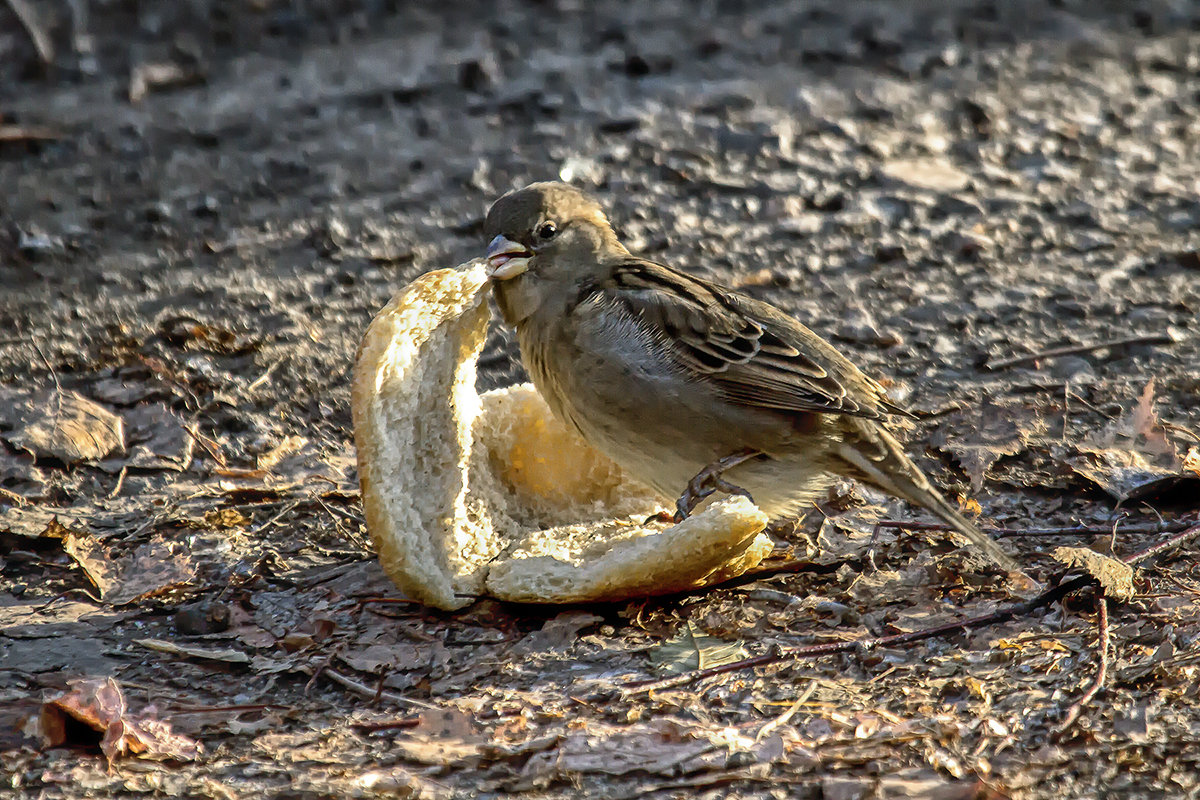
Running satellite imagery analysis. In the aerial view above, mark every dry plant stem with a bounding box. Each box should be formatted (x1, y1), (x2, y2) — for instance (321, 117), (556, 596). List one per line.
(622, 521), (1200, 696)
(986, 331), (1179, 370)
(1052, 595), (1110, 738)
(620, 575), (1093, 696)
(5, 0), (54, 63)
(876, 519), (1194, 538)
(320, 667), (436, 710)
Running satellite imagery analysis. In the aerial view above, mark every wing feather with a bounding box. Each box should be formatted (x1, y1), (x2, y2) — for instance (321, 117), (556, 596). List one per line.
(594, 259), (902, 420)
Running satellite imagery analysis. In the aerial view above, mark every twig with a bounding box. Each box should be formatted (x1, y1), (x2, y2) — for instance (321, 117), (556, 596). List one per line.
(107, 465), (128, 498)
(247, 356), (288, 394)
(0, 486), (30, 506)
(5, 0), (54, 64)
(1123, 521), (1200, 566)
(169, 705), (292, 714)
(184, 423), (227, 466)
(875, 519), (1193, 539)
(320, 667), (436, 710)
(251, 500), (301, 533)
(622, 521), (1200, 696)
(621, 576), (1090, 696)
(755, 679), (818, 741)
(987, 331), (1179, 371)
(1052, 595), (1110, 737)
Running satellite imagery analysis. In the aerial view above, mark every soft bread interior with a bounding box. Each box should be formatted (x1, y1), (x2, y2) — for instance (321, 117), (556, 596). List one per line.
(351, 262), (772, 610)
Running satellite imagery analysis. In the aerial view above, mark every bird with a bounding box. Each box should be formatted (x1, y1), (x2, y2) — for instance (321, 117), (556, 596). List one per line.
(480, 181), (1019, 572)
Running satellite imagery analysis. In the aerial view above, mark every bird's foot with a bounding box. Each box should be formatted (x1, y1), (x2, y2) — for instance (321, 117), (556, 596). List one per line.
(674, 448), (761, 520)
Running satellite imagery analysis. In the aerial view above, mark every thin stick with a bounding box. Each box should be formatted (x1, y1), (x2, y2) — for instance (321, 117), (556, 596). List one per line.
(755, 679), (818, 741)
(620, 575), (1092, 696)
(108, 465), (128, 499)
(622, 522), (1200, 696)
(987, 332), (1179, 371)
(5, 0), (54, 63)
(320, 668), (436, 710)
(876, 519), (1193, 539)
(1052, 596), (1110, 737)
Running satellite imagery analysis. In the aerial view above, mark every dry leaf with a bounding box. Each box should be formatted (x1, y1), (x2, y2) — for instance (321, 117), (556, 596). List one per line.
(118, 403), (195, 471)
(1066, 380), (1199, 500)
(338, 643), (424, 673)
(1052, 547), (1134, 601)
(1129, 379), (1175, 462)
(129, 61), (205, 103)
(6, 390), (124, 464)
(62, 532), (196, 605)
(519, 721), (716, 781)
(134, 639), (252, 664)
(60, 527), (122, 597)
(39, 677), (199, 764)
(1065, 446), (1187, 502)
(392, 709), (486, 766)
(1183, 446), (1200, 478)
(649, 621), (750, 673)
(930, 401), (1045, 492)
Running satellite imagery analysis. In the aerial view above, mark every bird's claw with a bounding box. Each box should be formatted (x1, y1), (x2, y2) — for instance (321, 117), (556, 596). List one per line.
(673, 449), (760, 521)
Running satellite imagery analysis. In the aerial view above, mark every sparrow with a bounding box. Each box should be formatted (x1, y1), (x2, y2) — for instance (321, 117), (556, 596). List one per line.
(481, 181), (1018, 572)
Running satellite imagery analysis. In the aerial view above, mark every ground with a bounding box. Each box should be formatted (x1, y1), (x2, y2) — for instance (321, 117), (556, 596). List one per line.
(2, 0), (1200, 797)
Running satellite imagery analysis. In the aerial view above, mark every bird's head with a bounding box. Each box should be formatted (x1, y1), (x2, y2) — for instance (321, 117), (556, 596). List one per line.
(482, 182), (625, 324)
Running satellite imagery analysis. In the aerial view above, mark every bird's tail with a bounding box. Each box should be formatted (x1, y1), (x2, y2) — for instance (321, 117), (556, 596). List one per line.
(835, 420), (1019, 572)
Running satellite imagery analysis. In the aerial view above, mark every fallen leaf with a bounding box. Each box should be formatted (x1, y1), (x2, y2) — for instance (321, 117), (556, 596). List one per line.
(392, 709), (486, 766)
(134, 638), (252, 664)
(355, 768), (450, 800)
(1052, 547), (1134, 601)
(1183, 446), (1200, 478)
(115, 403), (194, 471)
(156, 315), (257, 354)
(649, 621), (749, 674)
(5, 390), (124, 464)
(1129, 379), (1175, 462)
(39, 677), (199, 764)
(930, 401), (1046, 492)
(1066, 380), (1199, 500)
(1065, 446), (1192, 502)
(516, 611), (603, 652)
(62, 532), (196, 605)
(519, 721), (715, 780)
(339, 643), (425, 673)
(129, 61), (206, 103)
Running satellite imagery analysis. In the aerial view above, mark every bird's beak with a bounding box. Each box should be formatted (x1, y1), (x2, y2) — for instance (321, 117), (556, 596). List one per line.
(485, 235), (533, 280)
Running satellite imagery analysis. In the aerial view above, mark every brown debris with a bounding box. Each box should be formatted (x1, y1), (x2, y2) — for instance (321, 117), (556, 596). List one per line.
(5, 390), (125, 464)
(38, 677), (200, 764)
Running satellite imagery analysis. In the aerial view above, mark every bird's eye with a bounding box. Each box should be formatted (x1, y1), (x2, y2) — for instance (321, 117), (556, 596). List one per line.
(536, 222), (558, 240)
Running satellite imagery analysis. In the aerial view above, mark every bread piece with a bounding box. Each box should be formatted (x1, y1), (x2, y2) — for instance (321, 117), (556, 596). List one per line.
(351, 262), (773, 610)
(351, 263), (504, 609)
(486, 496), (771, 604)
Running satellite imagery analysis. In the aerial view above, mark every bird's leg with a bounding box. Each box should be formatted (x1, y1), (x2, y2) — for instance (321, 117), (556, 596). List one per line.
(674, 448), (761, 522)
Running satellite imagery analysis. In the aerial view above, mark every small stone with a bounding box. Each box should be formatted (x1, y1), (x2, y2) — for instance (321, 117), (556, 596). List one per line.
(881, 158), (970, 192)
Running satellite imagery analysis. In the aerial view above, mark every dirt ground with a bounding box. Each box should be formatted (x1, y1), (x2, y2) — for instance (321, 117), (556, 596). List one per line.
(3, 0), (1200, 797)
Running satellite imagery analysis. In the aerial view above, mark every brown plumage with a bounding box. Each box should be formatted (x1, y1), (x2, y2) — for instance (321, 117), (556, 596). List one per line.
(482, 181), (1018, 572)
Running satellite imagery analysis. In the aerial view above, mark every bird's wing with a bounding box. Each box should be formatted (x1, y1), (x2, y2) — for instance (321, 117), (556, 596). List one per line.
(597, 259), (904, 419)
